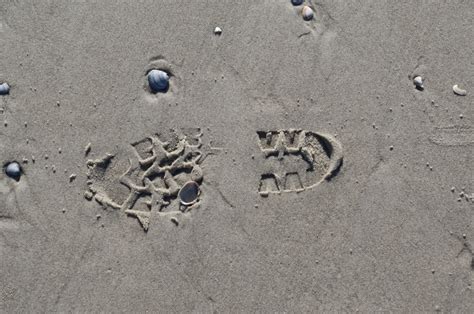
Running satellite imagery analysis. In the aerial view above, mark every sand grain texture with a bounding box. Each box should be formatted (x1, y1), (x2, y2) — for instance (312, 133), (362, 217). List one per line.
(0, 1), (473, 312)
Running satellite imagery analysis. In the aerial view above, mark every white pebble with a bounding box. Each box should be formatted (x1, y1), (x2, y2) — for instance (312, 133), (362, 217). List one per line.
(413, 76), (424, 89)
(302, 6), (314, 21)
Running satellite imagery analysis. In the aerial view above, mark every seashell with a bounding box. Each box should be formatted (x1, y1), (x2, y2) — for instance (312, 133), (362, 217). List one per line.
(453, 84), (467, 96)
(291, 0), (304, 5)
(148, 69), (169, 92)
(0, 82), (10, 95)
(302, 6), (314, 21)
(5, 162), (21, 179)
(178, 181), (200, 206)
(214, 27), (222, 35)
(413, 76), (424, 90)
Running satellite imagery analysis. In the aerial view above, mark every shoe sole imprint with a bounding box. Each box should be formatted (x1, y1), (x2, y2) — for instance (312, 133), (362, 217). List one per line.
(429, 126), (474, 146)
(85, 128), (220, 231)
(256, 129), (342, 196)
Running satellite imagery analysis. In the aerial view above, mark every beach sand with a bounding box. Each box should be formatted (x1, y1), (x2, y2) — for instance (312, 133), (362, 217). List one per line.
(0, 1), (473, 312)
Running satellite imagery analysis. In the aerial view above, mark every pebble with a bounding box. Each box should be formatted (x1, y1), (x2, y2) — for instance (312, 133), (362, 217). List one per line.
(62, 208), (66, 213)
(69, 173), (77, 182)
(291, 0), (304, 5)
(413, 76), (424, 90)
(451, 187), (455, 192)
(302, 6), (314, 21)
(389, 146), (394, 151)
(5, 162), (21, 179)
(214, 27), (222, 35)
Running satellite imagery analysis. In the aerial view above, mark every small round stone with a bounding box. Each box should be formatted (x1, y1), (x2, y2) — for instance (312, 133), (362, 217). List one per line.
(214, 27), (222, 35)
(148, 69), (170, 92)
(413, 76), (424, 89)
(5, 162), (21, 179)
(302, 6), (314, 21)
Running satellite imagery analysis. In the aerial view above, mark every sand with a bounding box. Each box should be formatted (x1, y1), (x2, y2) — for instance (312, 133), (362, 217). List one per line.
(0, 0), (473, 312)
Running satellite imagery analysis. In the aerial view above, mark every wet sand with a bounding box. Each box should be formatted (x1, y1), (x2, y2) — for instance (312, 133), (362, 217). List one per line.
(0, 1), (473, 312)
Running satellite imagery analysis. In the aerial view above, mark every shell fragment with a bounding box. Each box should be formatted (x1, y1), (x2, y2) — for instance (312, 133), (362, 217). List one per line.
(453, 84), (467, 96)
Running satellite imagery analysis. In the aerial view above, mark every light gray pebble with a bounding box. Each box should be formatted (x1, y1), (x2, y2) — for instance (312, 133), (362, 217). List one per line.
(5, 162), (21, 179)
(413, 76), (424, 89)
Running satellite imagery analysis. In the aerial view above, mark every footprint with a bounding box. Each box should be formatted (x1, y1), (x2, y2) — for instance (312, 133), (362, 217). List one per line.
(429, 125), (474, 147)
(85, 129), (220, 231)
(256, 129), (342, 196)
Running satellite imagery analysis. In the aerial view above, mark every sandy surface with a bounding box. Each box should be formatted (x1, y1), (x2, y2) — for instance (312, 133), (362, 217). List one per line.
(0, 1), (473, 312)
